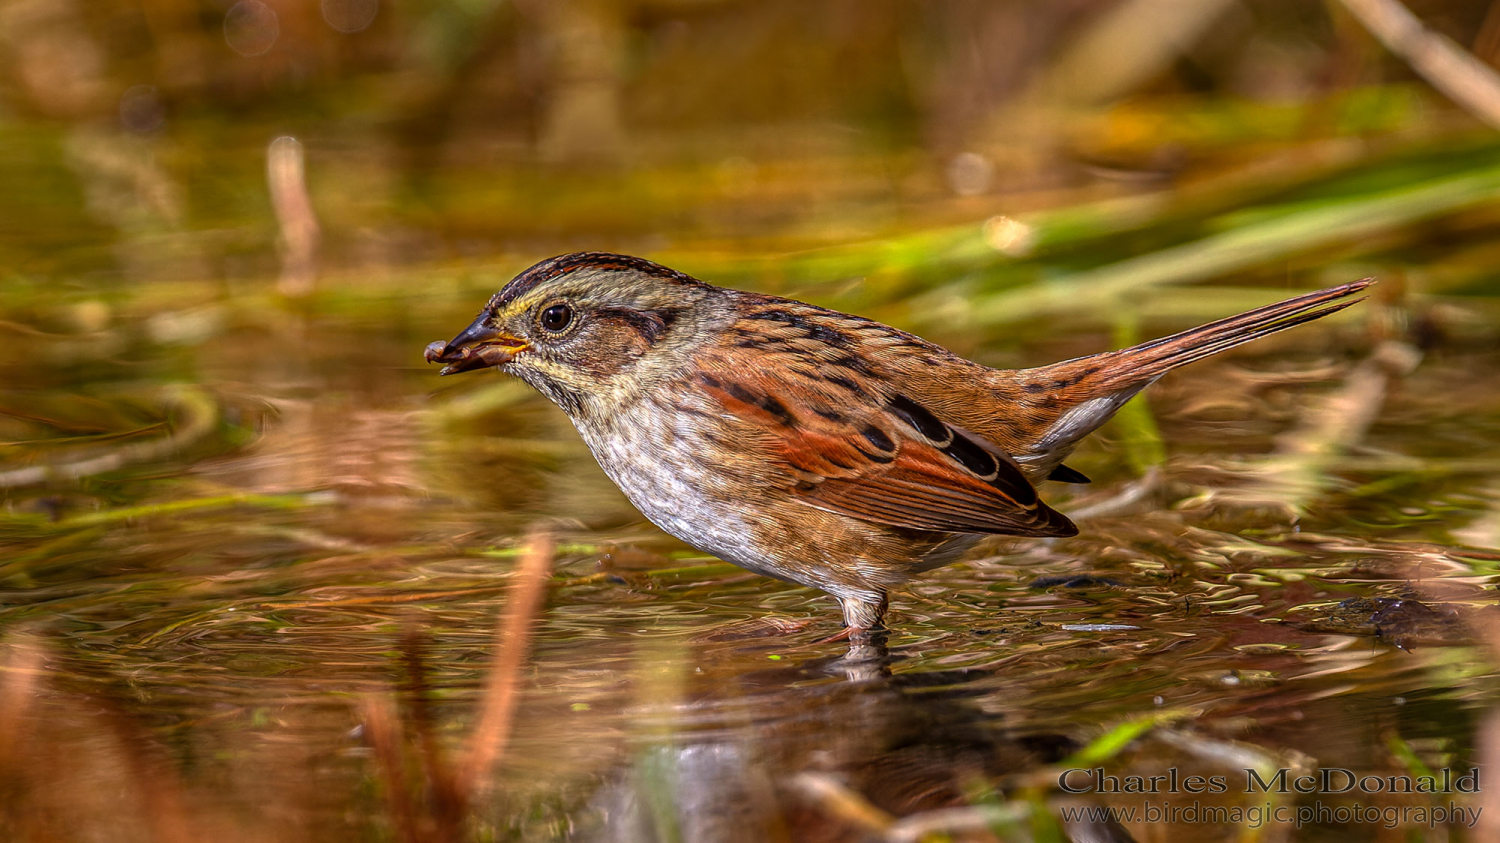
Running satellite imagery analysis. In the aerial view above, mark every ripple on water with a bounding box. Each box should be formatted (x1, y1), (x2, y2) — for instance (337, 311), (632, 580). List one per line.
(3, 307), (1499, 841)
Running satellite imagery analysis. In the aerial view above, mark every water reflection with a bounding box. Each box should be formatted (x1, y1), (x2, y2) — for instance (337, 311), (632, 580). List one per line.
(0, 516), (1491, 842)
(574, 634), (1132, 843)
(0, 244), (1496, 840)
(3, 0), (1500, 836)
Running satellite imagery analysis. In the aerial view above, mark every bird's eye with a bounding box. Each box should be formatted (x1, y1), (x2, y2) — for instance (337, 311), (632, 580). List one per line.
(540, 304), (573, 332)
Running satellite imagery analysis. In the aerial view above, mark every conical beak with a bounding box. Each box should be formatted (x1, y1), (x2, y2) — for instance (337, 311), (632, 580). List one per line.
(424, 315), (528, 375)
(443, 317), (502, 356)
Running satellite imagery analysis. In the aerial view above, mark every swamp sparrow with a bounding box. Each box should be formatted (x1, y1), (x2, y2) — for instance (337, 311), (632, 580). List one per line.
(427, 252), (1370, 632)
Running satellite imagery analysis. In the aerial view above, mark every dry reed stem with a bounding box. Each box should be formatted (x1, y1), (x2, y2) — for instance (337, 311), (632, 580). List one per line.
(361, 693), (425, 843)
(1, 639), (219, 843)
(789, 773), (896, 835)
(0, 636), (44, 769)
(400, 631), (466, 840)
(267, 136), (320, 296)
(1339, 0), (1500, 131)
(459, 529), (556, 800)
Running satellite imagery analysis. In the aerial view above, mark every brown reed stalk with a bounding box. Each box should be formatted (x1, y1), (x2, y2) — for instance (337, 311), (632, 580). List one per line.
(458, 529), (556, 801)
(400, 629), (466, 840)
(361, 693), (426, 843)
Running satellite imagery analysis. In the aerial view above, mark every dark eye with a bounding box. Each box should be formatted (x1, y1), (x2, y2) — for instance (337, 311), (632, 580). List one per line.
(540, 304), (573, 332)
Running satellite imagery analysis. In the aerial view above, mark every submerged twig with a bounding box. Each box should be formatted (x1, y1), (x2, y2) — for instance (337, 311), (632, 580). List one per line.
(0, 386), (218, 489)
(92, 677), (201, 843)
(355, 531), (555, 838)
(1152, 727), (1312, 785)
(402, 632), (467, 839)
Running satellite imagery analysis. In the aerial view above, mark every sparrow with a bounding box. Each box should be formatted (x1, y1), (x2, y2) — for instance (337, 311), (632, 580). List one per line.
(427, 252), (1371, 633)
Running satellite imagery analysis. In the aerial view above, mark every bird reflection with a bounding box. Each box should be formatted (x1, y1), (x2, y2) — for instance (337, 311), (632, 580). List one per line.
(825, 630), (892, 682)
(584, 634), (1134, 843)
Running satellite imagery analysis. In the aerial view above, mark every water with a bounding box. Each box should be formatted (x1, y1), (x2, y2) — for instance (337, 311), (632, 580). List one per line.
(8, 0), (1500, 833)
(2, 250), (1496, 841)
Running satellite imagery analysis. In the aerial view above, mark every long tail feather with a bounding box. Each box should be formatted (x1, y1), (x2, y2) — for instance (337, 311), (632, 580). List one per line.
(1011, 279), (1373, 465)
(1069, 278), (1372, 392)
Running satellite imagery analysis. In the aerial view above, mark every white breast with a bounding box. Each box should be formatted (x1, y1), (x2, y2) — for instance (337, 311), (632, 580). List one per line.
(571, 400), (796, 582)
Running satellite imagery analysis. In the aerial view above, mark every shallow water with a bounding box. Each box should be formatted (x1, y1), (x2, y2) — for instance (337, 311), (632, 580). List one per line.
(3, 243), (1497, 842)
(10, 0), (1500, 834)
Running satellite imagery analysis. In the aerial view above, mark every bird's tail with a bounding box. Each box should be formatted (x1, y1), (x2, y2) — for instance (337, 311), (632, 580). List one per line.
(1056, 278), (1373, 392)
(1010, 278), (1373, 465)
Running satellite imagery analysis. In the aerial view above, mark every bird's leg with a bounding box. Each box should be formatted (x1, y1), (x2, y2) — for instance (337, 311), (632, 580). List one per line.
(842, 591), (888, 630)
(814, 593), (886, 644)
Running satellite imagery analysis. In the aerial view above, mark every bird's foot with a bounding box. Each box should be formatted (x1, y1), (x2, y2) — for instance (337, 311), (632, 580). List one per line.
(813, 626), (863, 645)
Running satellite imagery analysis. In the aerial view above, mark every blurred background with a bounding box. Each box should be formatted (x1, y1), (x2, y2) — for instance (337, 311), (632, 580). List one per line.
(5, 1), (1500, 841)
(7, 0), (1500, 282)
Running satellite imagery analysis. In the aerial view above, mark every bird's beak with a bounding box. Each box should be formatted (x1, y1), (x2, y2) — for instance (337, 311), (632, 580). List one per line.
(424, 315), (528, 376)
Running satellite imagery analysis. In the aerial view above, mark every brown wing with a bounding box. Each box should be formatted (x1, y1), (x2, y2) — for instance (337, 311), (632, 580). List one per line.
(693, 354), (1077, 538)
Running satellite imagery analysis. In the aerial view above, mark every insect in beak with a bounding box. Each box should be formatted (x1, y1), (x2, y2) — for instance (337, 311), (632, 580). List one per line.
(425, 316), (528, 375)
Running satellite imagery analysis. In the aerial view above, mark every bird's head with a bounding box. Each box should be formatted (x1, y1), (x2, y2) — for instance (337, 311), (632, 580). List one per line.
(427, 252), (723, 416)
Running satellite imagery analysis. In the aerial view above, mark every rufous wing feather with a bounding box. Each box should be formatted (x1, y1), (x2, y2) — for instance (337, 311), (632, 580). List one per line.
(695, 362), (1077, 538)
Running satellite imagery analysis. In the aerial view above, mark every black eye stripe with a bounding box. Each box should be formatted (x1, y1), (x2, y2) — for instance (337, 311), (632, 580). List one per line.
(594, 306), (680, 345)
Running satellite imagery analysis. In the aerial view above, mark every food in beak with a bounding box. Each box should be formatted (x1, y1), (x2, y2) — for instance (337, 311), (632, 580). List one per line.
(423, 338), (521, 375)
